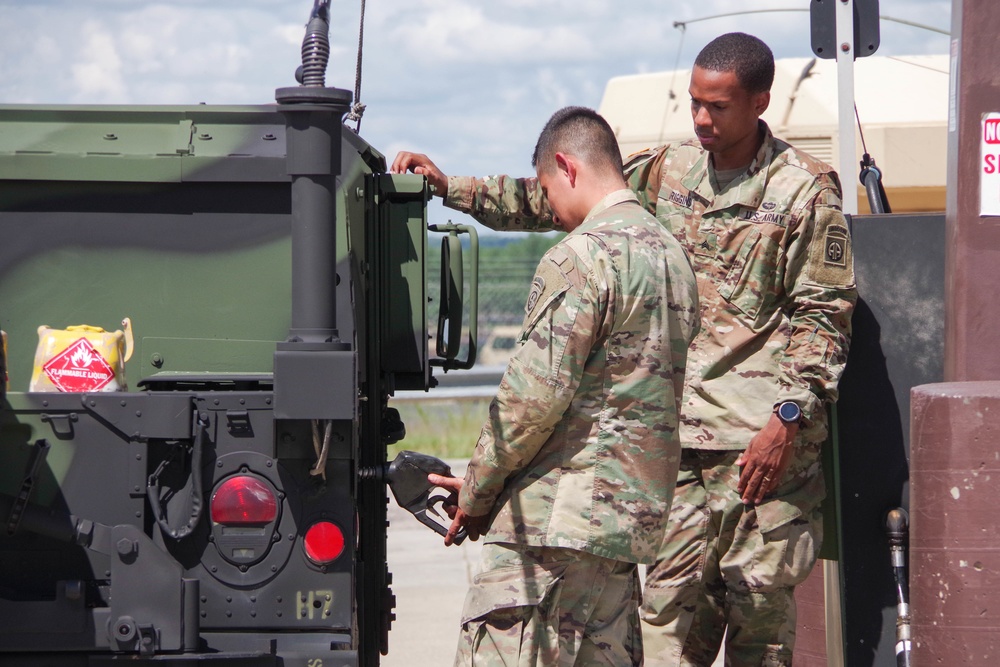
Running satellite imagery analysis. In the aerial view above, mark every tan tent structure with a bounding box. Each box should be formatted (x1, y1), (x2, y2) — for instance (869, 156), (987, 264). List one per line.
(598, 54), (949, 213)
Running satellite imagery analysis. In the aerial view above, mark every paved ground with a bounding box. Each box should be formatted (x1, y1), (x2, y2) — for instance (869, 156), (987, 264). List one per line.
(380, 459), (724, 666)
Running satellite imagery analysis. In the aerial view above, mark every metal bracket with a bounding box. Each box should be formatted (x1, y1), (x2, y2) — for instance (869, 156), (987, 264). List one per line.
(109, 524), (190, 654)
(226, 409), (253, 436)
(40, 412), (78, 438)
(175, 119), (194, 155)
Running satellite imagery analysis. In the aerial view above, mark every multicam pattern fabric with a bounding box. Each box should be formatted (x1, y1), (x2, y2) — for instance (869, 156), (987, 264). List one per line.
(445, 122), (857, 450)
(455, 543), (642, 666)
(457, 189), (699, 564)
(640, 445), (824, 667)
(446, 121), (853, 664)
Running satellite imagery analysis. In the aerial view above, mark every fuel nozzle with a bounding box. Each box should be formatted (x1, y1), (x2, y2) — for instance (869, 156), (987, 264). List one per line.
(859, 152), (892, 214)
(885, 507), (909, 547)
(363, 451), (467, 545)
(885, 507), (912, 666)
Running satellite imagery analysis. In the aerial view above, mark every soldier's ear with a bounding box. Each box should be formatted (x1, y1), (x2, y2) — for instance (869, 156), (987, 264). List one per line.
(555, 152), (577, 187)
(754, 91), (770, 117)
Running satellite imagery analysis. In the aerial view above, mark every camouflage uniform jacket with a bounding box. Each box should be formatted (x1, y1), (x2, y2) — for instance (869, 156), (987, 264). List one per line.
(445, 122), (856, 449)
(458, 189), (699, 564)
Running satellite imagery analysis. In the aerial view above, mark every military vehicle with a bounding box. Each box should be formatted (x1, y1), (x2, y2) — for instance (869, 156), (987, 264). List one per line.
(0, 2), (477, 665)
(5, 0), (1000, 665)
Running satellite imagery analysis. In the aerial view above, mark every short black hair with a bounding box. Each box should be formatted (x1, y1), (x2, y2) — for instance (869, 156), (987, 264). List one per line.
(531, 106), (623, 177)
(694, 32), (775, 94)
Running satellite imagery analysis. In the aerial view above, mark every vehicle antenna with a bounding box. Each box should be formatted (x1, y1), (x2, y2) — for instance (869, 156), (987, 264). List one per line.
(348, 0), (368, 132)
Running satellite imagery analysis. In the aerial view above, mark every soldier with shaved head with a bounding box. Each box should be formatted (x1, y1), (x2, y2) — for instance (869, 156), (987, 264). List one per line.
(429, 106), (698, 666)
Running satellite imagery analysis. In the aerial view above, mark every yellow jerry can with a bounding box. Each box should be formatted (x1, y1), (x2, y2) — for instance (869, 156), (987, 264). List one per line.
(29, 318), (134, 392)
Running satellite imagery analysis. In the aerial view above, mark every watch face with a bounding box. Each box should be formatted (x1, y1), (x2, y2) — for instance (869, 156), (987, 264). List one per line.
(778, 401), (801, 423)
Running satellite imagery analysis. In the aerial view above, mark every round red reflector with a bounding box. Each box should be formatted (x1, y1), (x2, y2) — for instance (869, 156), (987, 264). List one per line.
(304, 521), (345, 565)
(211, 475), (278, 525)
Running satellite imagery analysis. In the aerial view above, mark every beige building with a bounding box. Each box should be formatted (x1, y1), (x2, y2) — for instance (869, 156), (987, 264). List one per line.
(598, 55), (949, 213)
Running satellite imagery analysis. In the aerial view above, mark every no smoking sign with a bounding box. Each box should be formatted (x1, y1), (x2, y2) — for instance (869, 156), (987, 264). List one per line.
(981, 113), (1000, 216)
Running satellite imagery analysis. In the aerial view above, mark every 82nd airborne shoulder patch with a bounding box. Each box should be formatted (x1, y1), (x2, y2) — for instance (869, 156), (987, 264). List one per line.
(521, 256), (572, 333)
(824, 225), (849, 267)
(807, 217), (855, 288)
(525, 276), (545, 315)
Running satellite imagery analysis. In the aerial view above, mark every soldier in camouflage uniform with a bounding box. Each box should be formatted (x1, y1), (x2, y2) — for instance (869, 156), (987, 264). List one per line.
(394, 32), (856, 667)
(427, 106), (699, 666)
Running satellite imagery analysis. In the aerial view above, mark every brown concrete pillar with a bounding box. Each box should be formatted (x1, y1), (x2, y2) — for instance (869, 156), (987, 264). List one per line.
(793, 567), (830, 666)
(910, 383), (1000, 664)
(911, 2), (1000, 661)
(944, 0), (1000, 380)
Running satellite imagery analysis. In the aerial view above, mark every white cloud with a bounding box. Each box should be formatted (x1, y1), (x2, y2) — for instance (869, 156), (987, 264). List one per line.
(275, 23), (307, 48)
(383, 3), (590, 67)
(71, 21), (127, 103)
(0, 0), (954, 183)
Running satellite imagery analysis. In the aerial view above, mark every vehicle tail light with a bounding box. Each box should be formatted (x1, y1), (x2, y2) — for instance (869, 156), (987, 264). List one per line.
(303, 521), (345, 565)
(211, 475), (278, 525)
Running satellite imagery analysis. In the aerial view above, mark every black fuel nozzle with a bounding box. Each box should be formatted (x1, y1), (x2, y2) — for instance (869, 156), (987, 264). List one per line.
(886, 507), (909, 548)
(859, 152), (883, 187)
(859, 152), (892, 214)
(381, 451), (467, 545)
(885, 507), (912, 666)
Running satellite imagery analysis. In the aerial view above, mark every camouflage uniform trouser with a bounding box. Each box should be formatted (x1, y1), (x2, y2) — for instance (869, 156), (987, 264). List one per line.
(455, 543), (642, 666)
(641, 444), (825, 667)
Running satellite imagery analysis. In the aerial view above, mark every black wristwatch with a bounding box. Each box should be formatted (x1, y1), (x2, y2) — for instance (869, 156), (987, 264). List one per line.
(775, 401), (802, 425)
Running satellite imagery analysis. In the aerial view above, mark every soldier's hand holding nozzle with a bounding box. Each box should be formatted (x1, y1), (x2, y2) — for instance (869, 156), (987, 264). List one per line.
(427, 473), (490, 546)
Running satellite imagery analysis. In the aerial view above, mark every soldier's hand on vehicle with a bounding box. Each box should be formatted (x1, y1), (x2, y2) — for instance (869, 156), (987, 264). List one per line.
(736, 413), (797, 505)
(426, 473), (489, 546)
(390, 152), (448, 197)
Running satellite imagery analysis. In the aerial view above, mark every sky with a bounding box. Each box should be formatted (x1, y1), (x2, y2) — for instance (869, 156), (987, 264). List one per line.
(0, 0), (952, 197)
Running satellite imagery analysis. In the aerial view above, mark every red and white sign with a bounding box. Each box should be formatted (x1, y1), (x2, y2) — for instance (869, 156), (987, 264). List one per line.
(982, 112), (1000, 216)
(42, 337), (116, 392)
(985, 118), (1000, 144)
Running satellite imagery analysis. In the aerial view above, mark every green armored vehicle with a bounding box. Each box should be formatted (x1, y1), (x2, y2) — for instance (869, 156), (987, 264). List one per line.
(0, 2), (476, 665)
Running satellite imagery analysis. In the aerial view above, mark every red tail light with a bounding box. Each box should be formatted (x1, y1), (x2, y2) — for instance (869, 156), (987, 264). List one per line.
(211, 475), (278, 525)
(303, 521), (345, 565)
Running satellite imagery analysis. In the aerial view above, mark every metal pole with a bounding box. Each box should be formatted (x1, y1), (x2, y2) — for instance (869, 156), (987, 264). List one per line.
(280, 103), (350, 344)
(271, 2), (356, 421)
(837, 0), (858, 216)
(824, 4), (856, 666)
